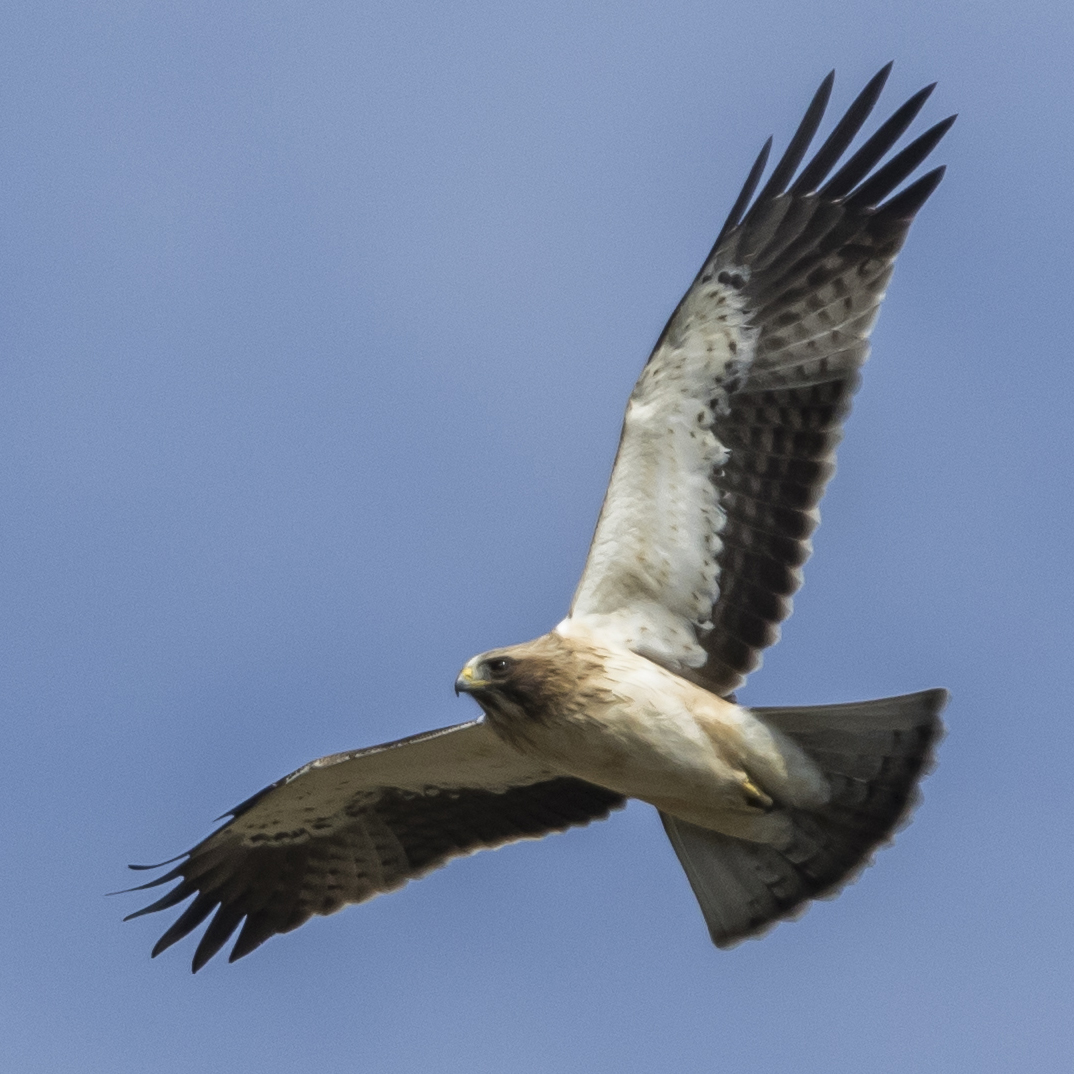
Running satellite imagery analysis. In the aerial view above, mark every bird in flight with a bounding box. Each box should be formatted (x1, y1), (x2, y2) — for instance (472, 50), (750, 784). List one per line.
(124, 65), (951, 971)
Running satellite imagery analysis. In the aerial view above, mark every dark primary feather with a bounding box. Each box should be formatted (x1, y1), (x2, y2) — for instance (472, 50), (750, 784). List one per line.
(789, 63), (893, 195)
(123, 721), (624, 971)
(678, 67), (953, 696)
(745, 71), (834, 215)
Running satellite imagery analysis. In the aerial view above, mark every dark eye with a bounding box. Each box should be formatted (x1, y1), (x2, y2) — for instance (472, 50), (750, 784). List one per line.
(486, 657), (512, 675)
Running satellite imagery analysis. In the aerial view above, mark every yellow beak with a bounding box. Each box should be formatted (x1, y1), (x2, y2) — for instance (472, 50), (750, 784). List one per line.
(454, 662), (484, 695)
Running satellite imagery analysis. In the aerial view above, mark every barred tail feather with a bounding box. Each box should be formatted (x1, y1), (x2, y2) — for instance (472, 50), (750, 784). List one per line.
(662, 689), (946, 947)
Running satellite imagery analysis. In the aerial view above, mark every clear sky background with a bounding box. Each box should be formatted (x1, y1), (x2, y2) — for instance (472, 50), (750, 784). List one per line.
(3, 3), (1072, 1072)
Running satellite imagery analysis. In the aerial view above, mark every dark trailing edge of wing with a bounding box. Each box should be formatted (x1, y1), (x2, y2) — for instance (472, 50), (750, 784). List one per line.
(122, 758), (625, 971)
(680, 65), (953, 697)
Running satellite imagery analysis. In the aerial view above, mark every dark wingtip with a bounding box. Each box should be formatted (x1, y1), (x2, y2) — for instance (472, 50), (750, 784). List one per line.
(111, 861), (188, 897)
(865, 62), (894, 98)
(748, 71), (834, 208)
(190, 947), (213, 974)
(122, 880), (194, 920)
(821, 81), (942, 200)
(844, 113), (956, 210)
(713, 136), (773, 249)
(790, 63), (895, 195)
(879, 164), (947, 219)
(124, 895), (169, 921)
(227, 918), (272, 963)
(128, 854), (186, 871)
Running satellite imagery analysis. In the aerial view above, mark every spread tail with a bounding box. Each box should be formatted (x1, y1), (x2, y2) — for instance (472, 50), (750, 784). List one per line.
(662, 688), (946, 947)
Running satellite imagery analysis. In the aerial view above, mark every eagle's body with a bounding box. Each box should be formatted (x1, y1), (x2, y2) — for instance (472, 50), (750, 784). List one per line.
(124, 66), (952, 971)
(463, 627), (826, 843)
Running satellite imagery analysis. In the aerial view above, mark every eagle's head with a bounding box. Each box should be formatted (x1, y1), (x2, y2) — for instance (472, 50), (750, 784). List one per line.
(454, 651), (517, 695)
(454, 633), (595, 744)
(455, 643), (551, 708)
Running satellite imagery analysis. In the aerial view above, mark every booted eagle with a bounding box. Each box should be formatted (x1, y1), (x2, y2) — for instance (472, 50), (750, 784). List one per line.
(125, 66), (951, 971)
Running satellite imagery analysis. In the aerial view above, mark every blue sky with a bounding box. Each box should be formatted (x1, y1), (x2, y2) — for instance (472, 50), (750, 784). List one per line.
(3, 2), (1072, 1071)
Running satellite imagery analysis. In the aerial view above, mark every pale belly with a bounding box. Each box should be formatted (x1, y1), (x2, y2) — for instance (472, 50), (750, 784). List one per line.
(504, 655), (826, 841)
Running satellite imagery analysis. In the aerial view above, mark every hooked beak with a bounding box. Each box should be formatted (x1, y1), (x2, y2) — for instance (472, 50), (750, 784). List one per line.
(454, 663), (484, 696)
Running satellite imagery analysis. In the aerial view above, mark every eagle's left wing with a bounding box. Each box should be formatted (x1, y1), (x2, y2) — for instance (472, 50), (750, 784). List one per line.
(123, 720), (624, 971)
(569, 66), (953, 695)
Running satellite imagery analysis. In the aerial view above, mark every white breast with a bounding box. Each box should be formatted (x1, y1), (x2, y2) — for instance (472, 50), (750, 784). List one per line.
(537, 627), (828, 831)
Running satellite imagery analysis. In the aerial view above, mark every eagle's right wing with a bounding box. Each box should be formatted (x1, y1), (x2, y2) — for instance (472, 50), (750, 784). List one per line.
(569, 66), (952, 696)
(122, 720), (624, 971)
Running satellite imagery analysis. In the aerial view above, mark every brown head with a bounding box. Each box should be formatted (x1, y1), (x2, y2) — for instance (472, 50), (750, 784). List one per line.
(454, 632), (605, 745)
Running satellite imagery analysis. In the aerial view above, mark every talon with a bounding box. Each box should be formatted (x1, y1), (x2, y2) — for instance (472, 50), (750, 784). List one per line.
(741, 777), (774, 811)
